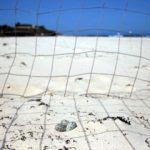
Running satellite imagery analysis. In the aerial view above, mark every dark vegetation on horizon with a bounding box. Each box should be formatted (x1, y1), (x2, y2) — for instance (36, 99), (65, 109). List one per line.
(0, 23), (59, 36)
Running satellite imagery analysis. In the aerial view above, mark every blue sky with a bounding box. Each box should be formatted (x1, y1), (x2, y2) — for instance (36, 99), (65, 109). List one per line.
(0, 0), (150, 35)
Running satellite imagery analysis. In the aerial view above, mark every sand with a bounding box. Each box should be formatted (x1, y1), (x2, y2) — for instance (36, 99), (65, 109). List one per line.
(0, 36), (150, 150)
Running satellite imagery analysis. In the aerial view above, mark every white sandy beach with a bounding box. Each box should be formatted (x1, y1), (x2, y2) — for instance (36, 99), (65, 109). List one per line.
(0, 36), (150, 150)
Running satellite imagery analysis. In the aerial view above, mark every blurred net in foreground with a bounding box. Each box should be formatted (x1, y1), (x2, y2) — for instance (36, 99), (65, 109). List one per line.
(0, 0), (150, 98)
(0, 1), (150, 150)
